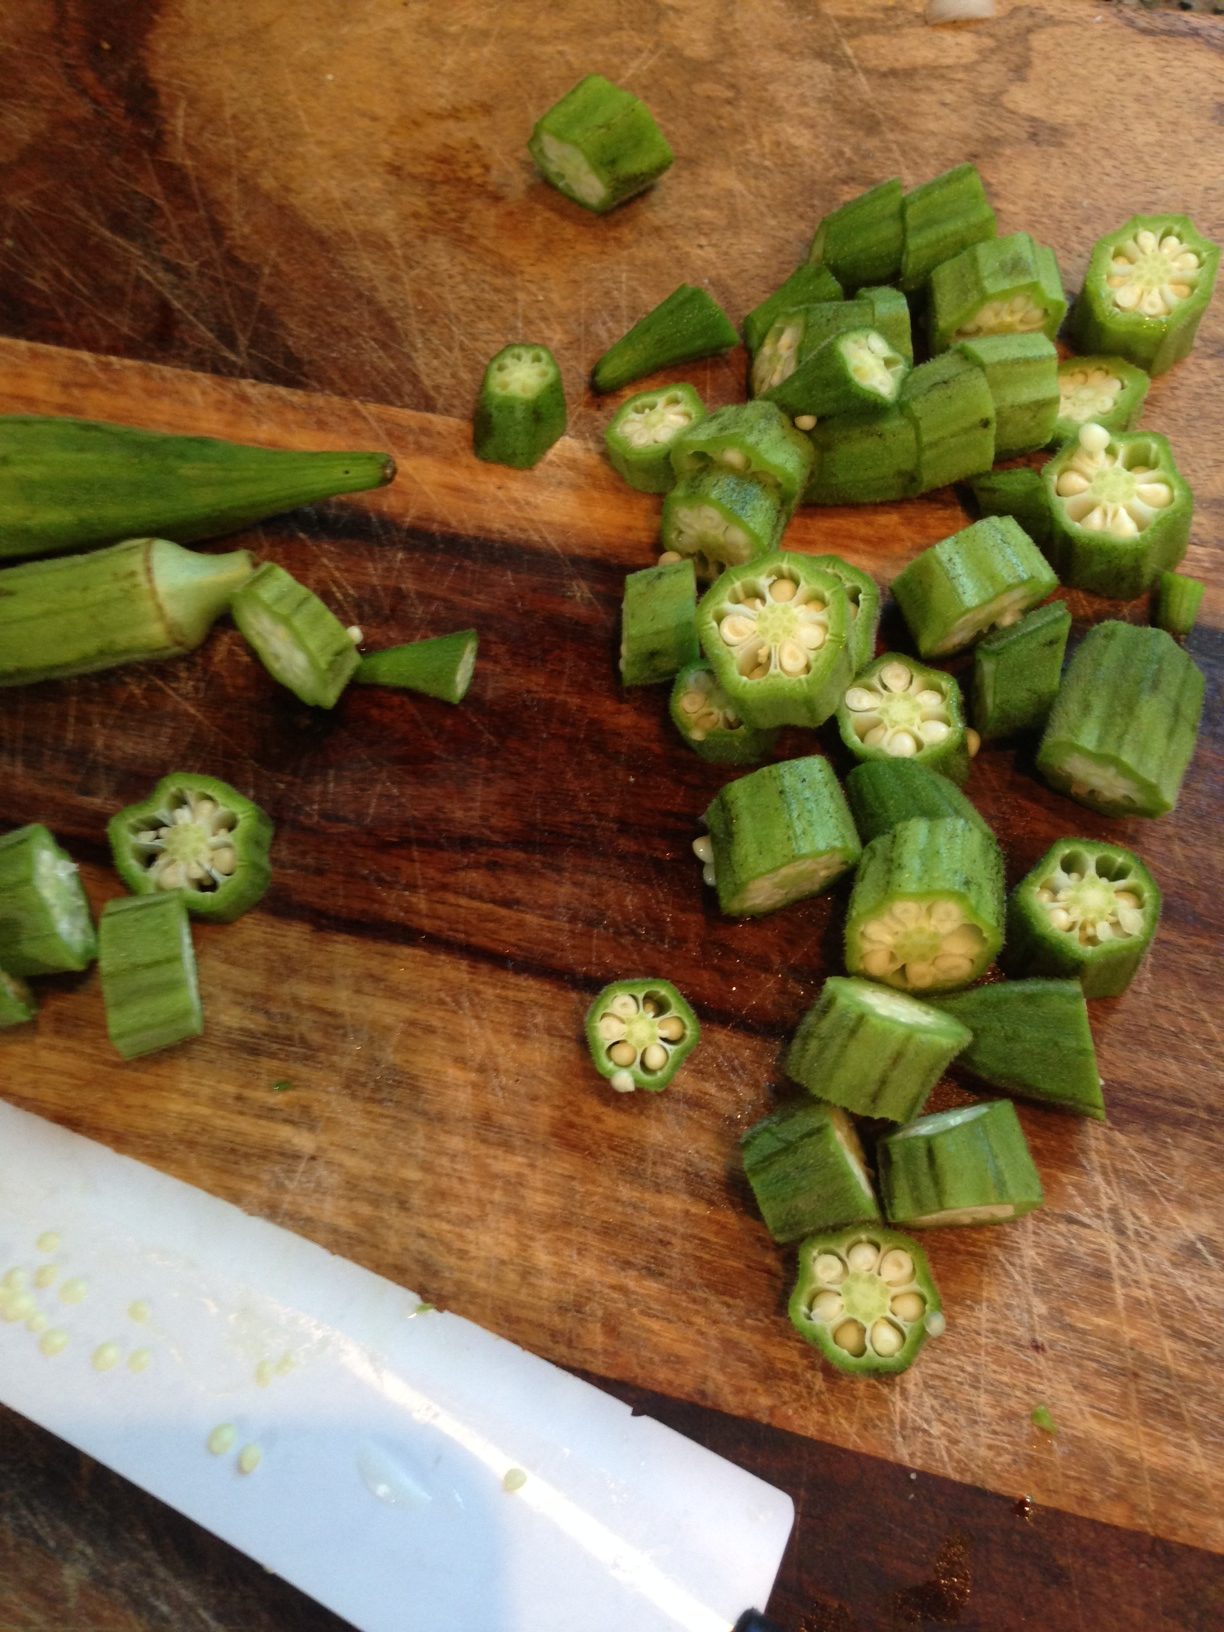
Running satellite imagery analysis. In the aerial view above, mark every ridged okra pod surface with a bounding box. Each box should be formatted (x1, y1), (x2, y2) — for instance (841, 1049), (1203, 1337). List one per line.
(954, 333), (1060, 458)
(528, 75), (673, 214)
(0, 824), (97, 977)
(671, 400), (815, 517)
(808, 178), (905, 291)
(98, 893), (204, 1060)
(472, 344), (566, 469)
(619, 559), (699, 686)
(890, 516), (1058, 659)
(741, 1100), (881, 1243)
(878, 1101), (1044, 1228)
(972, 602), (1071, 742)
(845, 760), (992, 846)
(930, 979), (1105, 1119)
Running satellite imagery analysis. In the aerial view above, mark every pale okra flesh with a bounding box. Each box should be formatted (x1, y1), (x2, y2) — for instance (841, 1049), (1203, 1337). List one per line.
(670, 400), (815, 517)
(837, 654), (971, 786)
(1052, 356), (1149, 444)
(0, 823), (97, 977)
(890, 515), (1058, 660)
(750, 300), (871, 407)
(528, 75), (673, 213)
(231, 562), (360, 710)
(878, 1100), (1044, 1229)
(584, 979), (698, 1093)
(928, 232), (1067, 353)
(973, 601), (1071, 742)
(788, 1225), (943, 1376)
(743, 262), (844, 356)
(968, 468), (1052, 550)
(604, 384), (705, 494)
(661, 470), (787, 578)
(472, 344), (566, 469)
(741, 1100), (881, 1243)
(619, 558), (699, 686)
(669, 661), (779, 766)
(763, 328), (908, 420)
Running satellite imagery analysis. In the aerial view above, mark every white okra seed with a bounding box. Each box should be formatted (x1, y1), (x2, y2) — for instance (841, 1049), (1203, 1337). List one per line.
(847, 1241), (879, 1273)
(871, 1320), (903, 1357)
(692, 835), (714, 864)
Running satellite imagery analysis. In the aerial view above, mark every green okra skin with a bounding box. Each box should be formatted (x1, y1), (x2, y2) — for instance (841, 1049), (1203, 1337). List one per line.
(660, 470), (787, 578)
(231, 562), (359, 709)
(671, 400), (815, 517)
(1153, 572), (1204, 642)
(845, 760), (992, 846)
(1042, 423), (1192, 599)
(98, 893), (204, 1061)
(808, 178), (905, 292)
(900, 163), (997, 293)
(765, 328), (909, 420)
(604, 384), (705, 494)
(0, 824), (97, 977)
(803, 410), (918, 506)
(751, 299), (873, 405)
(619, 558), (699, 686)
(785, 976), (971, 1124)
(473, 344), (566, 469)
(107, 774), (274, 924)
(695, 553), (852, 730)
(898, 353), (996, 493)
(837, 653), (971, 786)
(0, 537), (254, 689)
(528, 75), (673, 213)
(808, 554), (880, 673)
(591, 285), (738, 393)
(1036, 621), (1204, 818)
(968, 468), (1053, 550)
(878, 1100), (1044, 1229)
(1052, 356), (1149, 445)
(696, 755), (861, 917)
(859, 285), (914, 364)
(890, 515), (1059, 659)
(930, 978), (1106, 1120)
(355, 631), (479, 703)
(954, 333), (1060, 459)
(584, 978), (698, 1093)
(844, 817), (1004, 994)
(669, 661), (779, 765)
(0, 968), (36, 1029)
(743, 262), (844, 356)
(1004, 838), (1161, 998)
(741, 1100), (881, 1243)
(929, 232), (1067, 353)
(973, 601), (1071, 742)
(788, 1224), (943, 1376)
(1067, 214), (1220, 376)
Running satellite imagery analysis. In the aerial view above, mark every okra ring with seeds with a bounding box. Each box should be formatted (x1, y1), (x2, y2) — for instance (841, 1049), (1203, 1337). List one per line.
(584, 979), (699, 1094)
(836, 655), (970, 785)
(788, 1225), (943, 1376)
(1069, 214), (1219, 375)
(1052, 356), (1149, 444)
(604, 385), (705, 494)
(669, 662), (779, 765)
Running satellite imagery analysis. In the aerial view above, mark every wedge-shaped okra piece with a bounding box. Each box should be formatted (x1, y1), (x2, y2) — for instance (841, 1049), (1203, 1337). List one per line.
(786, 976), (971, 1124)
(837, 654), (971, 785)
(355, 630), (479, 703)
(891, 515), (1058, 659)
(766, 328), (909, 420)
(472, 344), (566, 469)
(619, 558), (698, 686)
(1005, 838), (1161, 997)
(1052, 356), (1149, 444)
(900, 163), (996, 292)
(661, 470), (786, 577)
(592, 285), (738, 394)
(1036, 622), (1203, 817)
(1042, 423), (1192, 598)
(695, 755), (860, 916)
(845, 760), (991, 846)
(845, 817), (1004, 994)
(0, 968), (36, 1029)
(671, 400), (814, 516)
(789, 1224), (943, 1375)
(604, 384), (704, 494)
(98, 893), (203, 1061)
(0, 824), (96, 977)
(1067, 213), (1220, 376)
(808, 554), (880, 672)
(1153, 571), (1204, 642)
(809, 178), (905, 291)
(585, 978), (698, 1093)
(930, 232), (1066, 353)
(973, 602), (1070, 742)
(669, 661), (779, 765)
(804, 410), (918, 506)
(751, 299), (872, 406)
(528, 75), (673, 213)
(231, 562), (359, 709)
(743, 262), (844, 356)
(695, 553), (851, 729)
(930, 979), (1105, 1119)
(859, 285), (914, 364)
(968, 468), (1052, 549)
(741, 1099), (881, 1243)
(955, 333), (1059, 458)
(108, 774), (274, 924)
(880, 1101), (1043, 1228)
(899, 353), (996, 493)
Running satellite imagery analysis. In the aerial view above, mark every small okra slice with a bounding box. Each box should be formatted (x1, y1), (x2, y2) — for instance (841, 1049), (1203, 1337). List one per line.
(356, 630), (479, 703)
(527, 75), (673, 214)
(473, 343), (566, 468)
(1153, 571), (1204, 642)
(929, 232), (1067, 353)
(891, 515), (1059, 660)
(808, 554), (880, 673)
(845, 760), (992, 847)
(750, 299), (873, 404)
(968, 467), (1053, 550)
(585, 978), (698, 1093)
(837, 654), (971, 786)
(954, 333), (1059, 459)
(1036, 621), (1204, 817)
(765, 328), (909, 420)
(1067, 213), (1220, 376)
(669, 661), (779, 766)
(591, 285), (738, 394)
(231, 563), (360, 709)
(845, 817), (1004, 994)
(107, 773), (274, 924)
(804, 410), (918, 506)
(1005, 838), (1160, 998)
(604, 384), (705, 494)
(878, 1101), (1044, 1229)
(695, 755), (860, 916)
(788, 1224), (943, 1376)
(671, 400), (815, 517)
(899, 163), (997, 293)
(695, 553), (851, 730)
(898, 353), (996, 493)
(619, 558), (699, 686)
(973, 601), (1071, 742)
(0, 823), (97, 977)
(858, 284), (914, 364)
(661, 470), (787, 577)
(1052, 355), (1149, 444)
(1041, 423), (1192, 599)
(808, 178), (905, 292)
(0, 968), (36, 1029)
(785, 976), (971, 1124)
(98, 893), (204, 1061)
(743, 262), (844, 356)
(742, 1100), (881, 1244)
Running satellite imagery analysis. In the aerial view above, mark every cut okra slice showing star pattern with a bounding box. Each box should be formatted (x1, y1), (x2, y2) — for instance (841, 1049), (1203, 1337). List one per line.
(528, 75), (673, 214)
(1005, 838), (1161, 998)
(808, 554), (880, 673)
(899, 163), (997, 293)
(765, 328), (909, 420)
(584, 979), (698, 1093)
(928, 232), (1066, 353)
(898, 353), (996, 494)
(619, 558), (699, 686)
(591, 285), (738, 394)
(660, 470), (787, 578)
(0, 967), (36, 1029)
(808, 178), (905, 292)
(973, 601), (1071, 742)
(604, 384), (705, 494)
(878, 1101), (1044, 1229)
(670, 400), (815, 517)
(890, 515), (1059, 660)
(98, 893), (204, 1061)
(1052, 356), (1149, 444)
(836, 654), (971, 786)
(743, 262), (844, 356)
(788, 1225), (943, 1376)
(741, 1100), (881, 1244)
(0, 823), (97, 978)
(668, 661), (779, 766)
(954, 333), (1060, 459)
(231, 563), (360, 709)
(804, 409), (918, 506)
(845, 760), (992, 846)
(472, 344), (566, 469)
(1153, 571), (1204, 642)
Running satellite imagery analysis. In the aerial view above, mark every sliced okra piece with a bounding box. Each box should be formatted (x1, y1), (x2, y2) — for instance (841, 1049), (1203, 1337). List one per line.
(968, 468), (1052, 549)
(670, 400), (815, 517)
(891, 515), (1059, 659)
(741, 1099), (881, 1243)
(1052, 355), (1149, 444)
(1036, 621), (1204, 817)
(472, 344), (566, 469)
(743, 262), (844, 356)
(954, 333), (1059, 459)
(1041, 423), (1192, 599)
(98, 893), (204, 1061)
(750, 298), (872, 406)
(1153, 571), (1204, 642)
(231, 563), (360, 709)
(929, 232), (1066, 353)
(973, 601), (1071, 742)
(786, 976), (971, 1124)
(803, 410), (918, 506)
(788, 1224), (943, 1375)
(879, 1101), (1043, 1229)
(837, 654), (971, 786)
(808, 554), (880, 673)
(899, 163), (996, 292)
(930, 979), (1105, 1120)
(669, 661), (779, 765)
(0, 968), (36, 1029)
(695, 553), (851, 729)
(858, 284), (914, 364)
(355, 630), (479, 703)
(808, 178), (905, 291)
(898, 353), (996, 493)
(1005, 838), (1160, 998)
(107, 774), (274, 924)
(1067, 213), (1220, 376)
(696, 755), (860, 916)
(660, 469), (787, 577)
(618, 558), (698, 686)
(584, 978), (698, 1093)
(0, 824), (96, 977)
(591, 285), (738, 394)
(528, 75), (673, 213)
(845, 817), (1004, 994)
(845, 760), (992, 847)
(766, 328), (909, 420)
(604, 384), (705, 494)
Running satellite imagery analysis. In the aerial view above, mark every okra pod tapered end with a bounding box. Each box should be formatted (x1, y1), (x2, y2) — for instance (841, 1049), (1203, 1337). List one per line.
(592, 285), (738, 394)
(355, 631), (479, 703)
(789, 1225), (943, 1375)
(585, 978), (698, 1093)
(528, 75), (673, 214)
(0, 823), (97, 977)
